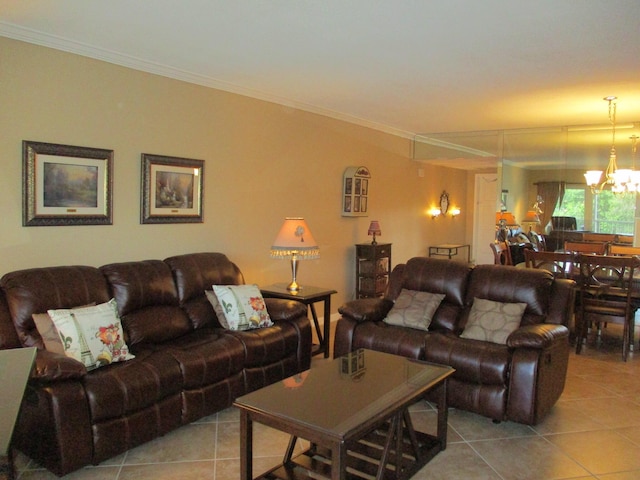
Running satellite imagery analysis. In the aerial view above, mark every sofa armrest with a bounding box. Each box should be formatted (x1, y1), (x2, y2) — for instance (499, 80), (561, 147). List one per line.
(338, 298), (393, 323)
(507, 324), (570, 350)
(265, 298), (308, 322)
(32, 349), (86, 382)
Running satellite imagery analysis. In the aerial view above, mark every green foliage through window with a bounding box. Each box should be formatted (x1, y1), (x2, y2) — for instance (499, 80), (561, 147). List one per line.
(554, 187), (635, 235)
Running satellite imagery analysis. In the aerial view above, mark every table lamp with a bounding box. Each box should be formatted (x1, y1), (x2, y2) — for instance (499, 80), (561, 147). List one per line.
(367, 220), (381, 245)
(521, 210), (541, 234)
(270, 217), (319, 292)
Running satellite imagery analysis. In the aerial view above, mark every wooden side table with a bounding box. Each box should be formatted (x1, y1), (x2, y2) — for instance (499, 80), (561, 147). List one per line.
(429, 244), (471, 263)
(261, 283), (337, 358)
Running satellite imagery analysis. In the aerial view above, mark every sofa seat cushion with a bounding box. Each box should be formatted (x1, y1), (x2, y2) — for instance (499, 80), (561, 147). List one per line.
(164, 329), (246, 389)
(350, 321), (427, 359)
(225, 321), (302, 367)
(424, 332), (510, 385)
(82, 348), (183, 423)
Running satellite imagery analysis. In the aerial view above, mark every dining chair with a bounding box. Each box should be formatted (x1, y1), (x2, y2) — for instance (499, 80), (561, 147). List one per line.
(608, 244), (640, 256)
(582, 233), (616, 243)
(574, 253), (640, 361)
(490, 241), (513, 265)
(564, 241), (608, 255)
(528, 232), (547, 252)
(523, 250), (576, 279)
(614, 235), (634, 245)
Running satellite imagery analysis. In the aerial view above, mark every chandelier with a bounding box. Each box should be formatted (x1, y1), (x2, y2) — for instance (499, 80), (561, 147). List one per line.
(584, 96), (640, 194)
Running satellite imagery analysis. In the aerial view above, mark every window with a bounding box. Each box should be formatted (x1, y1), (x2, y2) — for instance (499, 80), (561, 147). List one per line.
(554, 186), (635, 234)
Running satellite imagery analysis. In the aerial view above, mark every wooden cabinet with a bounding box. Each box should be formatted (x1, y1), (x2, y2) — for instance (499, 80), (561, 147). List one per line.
(355, 243), (391, 298)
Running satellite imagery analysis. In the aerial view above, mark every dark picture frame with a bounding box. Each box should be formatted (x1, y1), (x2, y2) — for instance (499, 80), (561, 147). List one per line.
(141, 153), (204, 224)
(22, 140), (113, 226)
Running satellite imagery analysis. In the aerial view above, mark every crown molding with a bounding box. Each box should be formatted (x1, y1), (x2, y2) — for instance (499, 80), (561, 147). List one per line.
(0, 22), (414, 140)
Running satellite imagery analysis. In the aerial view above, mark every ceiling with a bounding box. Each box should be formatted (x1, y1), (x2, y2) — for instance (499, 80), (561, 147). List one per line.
(1, 0), (639, 165)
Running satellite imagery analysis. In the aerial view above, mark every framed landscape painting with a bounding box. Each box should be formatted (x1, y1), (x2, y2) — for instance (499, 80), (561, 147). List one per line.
(141, 153), (204, 224)
(22, 141), (113, 226)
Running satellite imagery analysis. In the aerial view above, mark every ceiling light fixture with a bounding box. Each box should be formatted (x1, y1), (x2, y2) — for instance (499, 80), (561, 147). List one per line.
(584, 96), (640, 195)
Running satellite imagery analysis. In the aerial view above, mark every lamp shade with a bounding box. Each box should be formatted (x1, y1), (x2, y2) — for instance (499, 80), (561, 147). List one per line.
(495, 212), (517, 227)
(270, 217), (319, 259)
(522, 210), (540, 224)
(367, 220), (381, 236)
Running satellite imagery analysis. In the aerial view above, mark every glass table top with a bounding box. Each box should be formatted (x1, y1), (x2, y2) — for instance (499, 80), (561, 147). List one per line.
(234, 349), (453, 438)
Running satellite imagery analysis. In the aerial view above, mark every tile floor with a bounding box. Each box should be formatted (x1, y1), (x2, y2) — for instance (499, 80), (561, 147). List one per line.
(15, 324), (640, 480)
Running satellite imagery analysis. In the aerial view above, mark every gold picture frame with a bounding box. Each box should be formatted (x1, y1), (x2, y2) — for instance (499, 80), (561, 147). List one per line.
(141, 153), (204, 224)
(22, 140), (113, 226)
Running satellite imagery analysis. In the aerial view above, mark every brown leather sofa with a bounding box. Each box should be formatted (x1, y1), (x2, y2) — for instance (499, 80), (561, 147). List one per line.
(334, 257), (574, 426)
(0, 252), (311, 476)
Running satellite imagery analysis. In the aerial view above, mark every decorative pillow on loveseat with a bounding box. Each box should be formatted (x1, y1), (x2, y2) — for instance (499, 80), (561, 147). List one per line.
(47, 299), (135, 369)
(460, 297), (527, 344)
(206, 284), (274, 330)
(383, 289), (445, 331)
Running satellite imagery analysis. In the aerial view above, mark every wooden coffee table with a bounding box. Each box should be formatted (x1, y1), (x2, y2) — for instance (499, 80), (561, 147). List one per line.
(234, 349), (454, 480)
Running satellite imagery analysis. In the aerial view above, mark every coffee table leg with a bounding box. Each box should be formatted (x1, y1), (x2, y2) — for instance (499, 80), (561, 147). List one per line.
(436, 379), (449, 449)
(240, 411), (252, 480)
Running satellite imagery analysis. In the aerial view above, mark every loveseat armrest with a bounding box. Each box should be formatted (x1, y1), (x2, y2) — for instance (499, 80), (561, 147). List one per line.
(32, 349), (86, 382)
(507, 324), (570, 350)
(338, 298), (394, 323)
(264, 298), (308, 321)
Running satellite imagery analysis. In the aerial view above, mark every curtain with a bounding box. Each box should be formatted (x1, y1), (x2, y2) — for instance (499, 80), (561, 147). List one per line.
(537, 182), (565, 232)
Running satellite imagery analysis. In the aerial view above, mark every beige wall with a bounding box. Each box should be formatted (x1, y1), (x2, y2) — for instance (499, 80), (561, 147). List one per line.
(0, 37), (472, 310)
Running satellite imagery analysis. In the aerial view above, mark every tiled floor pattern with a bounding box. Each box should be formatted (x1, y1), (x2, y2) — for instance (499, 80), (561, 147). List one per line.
(15, 325), (640, 480)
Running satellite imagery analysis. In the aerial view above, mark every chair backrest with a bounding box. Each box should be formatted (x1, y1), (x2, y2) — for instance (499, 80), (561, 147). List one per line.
(564, 241), (608, 255)
(490, 241), (513, 265)
(576, 253), (640, 304)
(614, 235), (634, 245)
(551, 216), (577, 231)
(582, 233), (616, 243)
(608, 244), (640, 256)
(529, 232), (547, 252)
(523, 250), (575, 279)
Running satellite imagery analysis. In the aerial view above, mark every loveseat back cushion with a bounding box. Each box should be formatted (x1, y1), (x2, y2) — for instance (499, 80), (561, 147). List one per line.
(1, 266), (111, 348)
(0, 291), (21, 349)
(464, 264), (553, 328)
(165, 252), (245, 329)
(100, 260), (190, 346)
(390, 257), (472, 333)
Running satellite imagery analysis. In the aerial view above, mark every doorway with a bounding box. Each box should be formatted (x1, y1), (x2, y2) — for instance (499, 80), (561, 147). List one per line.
(473, 173), (498, 264)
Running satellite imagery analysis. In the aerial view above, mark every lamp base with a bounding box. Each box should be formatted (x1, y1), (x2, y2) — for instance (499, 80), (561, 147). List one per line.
(287, 254), (302, 292)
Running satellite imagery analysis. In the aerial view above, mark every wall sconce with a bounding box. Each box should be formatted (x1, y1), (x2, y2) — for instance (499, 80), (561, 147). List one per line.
(428, 207), (441, 219)
(449, 207), (461, 217)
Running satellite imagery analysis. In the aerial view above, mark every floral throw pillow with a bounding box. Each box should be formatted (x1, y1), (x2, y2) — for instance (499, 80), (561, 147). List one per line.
(47, 298), (135, 369)
(460, 297), (526, 344)
(206, 284), (273, 331)
(383, 289), (445, 331)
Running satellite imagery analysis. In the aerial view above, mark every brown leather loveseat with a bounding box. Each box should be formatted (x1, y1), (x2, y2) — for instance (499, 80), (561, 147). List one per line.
(334, 257), (574, 425)
(0, 252), (311, 476)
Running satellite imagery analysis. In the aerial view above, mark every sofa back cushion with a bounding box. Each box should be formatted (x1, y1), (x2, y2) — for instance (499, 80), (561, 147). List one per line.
(0, 290), (22, 349)
(0, 266), (111, 348)
(164, 252), (245, 329)
(464, 264), (553, 329)
(100, 260), (190, 346)
(388, 257), (472, 333)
